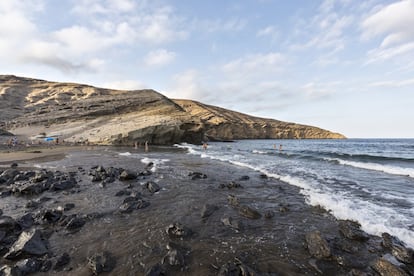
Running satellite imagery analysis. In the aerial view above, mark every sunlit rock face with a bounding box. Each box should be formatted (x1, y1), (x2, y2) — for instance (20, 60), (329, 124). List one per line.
(0, 75), (345, 145)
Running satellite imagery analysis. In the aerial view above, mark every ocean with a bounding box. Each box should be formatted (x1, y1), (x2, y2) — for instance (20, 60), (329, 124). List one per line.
(177, 139), (414, 248)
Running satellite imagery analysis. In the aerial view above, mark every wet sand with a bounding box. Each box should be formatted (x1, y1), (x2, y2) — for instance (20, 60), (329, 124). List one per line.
(0, 147), (413, 275)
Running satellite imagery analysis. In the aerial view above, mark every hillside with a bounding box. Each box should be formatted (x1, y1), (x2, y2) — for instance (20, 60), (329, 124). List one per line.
(0, 75), (345, 145)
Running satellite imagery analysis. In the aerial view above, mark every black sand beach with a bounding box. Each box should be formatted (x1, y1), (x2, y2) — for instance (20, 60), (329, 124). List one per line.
(0, 146), (413, 275)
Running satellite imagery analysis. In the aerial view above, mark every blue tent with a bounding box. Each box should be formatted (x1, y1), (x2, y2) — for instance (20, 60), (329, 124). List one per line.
(44, 137), (54, 142)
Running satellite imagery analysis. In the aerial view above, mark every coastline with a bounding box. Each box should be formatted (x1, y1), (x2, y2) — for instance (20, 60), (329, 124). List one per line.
(0, 146), (412, 275)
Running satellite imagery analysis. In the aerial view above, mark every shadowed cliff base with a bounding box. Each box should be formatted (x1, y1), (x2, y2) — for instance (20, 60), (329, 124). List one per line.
(0, 75), (345, 146)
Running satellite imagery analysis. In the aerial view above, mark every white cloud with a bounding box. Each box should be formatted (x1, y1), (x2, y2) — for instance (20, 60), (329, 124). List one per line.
(257, 26), (279, 42)
(366, 42), (414, 64)
(0, 0), (188, 74)
(71, 0), (136, 15)
(369, 78), (414, 88)
(222, 52), (286, 77)
(196, 18), (247, 33)
(300, 81), (339, 99)
(361, 0), (414, 61)
(0, 1), (39, 56)
(290, 0), (353, 54)
(71, 1), (187, 44)
(53, 25), (110, 54)
(167, 70), (206, 100)
(144, 49), (176, 67)
(361, 0), (414, 45)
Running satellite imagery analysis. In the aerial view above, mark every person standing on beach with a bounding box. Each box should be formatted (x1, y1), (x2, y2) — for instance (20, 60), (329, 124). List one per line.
(145, 141), (149, 152)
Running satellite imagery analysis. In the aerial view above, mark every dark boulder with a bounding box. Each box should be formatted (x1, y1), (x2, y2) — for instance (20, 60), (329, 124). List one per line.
(227, 195), (240, 207)
(119, 170), (137, 181)
(0, 265), (22, 276)
(219, 181), (242, 189)
(305, 231), (331, 259)
(115, 190), (131, 197)
(218, 260), (256, 276)
(145, 263), (165, 276)
(54, 252), (71, 271)
(166, 223), (192, 239)
(0, 169), (19, 185)
(11, 181), (49, 196)
(31, 170), (51, 183)
(201, 204), (218, 219)
(338, 220), (370, 242)
(264, 210), (275, 219)
(119, 198), (150, 213)
(371, 258), (409, 276)
(0, 216), (18, 233)
(239, 205), (261, 219)
(50, 178), (76, 191)
(17, 214), (34, 230)
(65, 216), (86, 232)
(15, 258), (43, 274)
(87, 251), (116, 275)
(41, 209), (63, 224)
(146, 181), (160, 194)
(63, 203), (75, 211)
(221, 217), (243, 231)
(162, 243), (186, 269)
(0, 169), (18, 179)
(188, 172), (207, 180)
(382, 233), (414, 264)
(138, 170), (152, 177)
(259, 173), (268, 179)
(145, 162), (154, 170)
(5, 229), (48, 260)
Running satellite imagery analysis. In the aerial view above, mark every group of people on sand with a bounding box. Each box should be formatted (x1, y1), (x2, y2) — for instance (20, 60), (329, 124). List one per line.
(7, 137), (18, 148)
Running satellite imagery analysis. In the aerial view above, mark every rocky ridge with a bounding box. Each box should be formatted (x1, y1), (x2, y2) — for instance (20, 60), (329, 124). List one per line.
(0, 75), (345, 145)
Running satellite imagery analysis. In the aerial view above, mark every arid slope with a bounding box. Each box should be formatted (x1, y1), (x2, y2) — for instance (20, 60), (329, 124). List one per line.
(0, 75), (345, 144)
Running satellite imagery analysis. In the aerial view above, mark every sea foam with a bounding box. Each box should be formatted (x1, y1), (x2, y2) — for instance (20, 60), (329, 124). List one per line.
(327, 158), (414, 178)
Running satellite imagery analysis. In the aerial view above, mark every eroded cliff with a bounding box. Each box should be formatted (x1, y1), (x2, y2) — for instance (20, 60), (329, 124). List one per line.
(0, 75), (345, 144)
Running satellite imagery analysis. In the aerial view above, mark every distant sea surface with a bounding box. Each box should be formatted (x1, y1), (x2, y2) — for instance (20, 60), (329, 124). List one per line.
(178, 139), (414, 248)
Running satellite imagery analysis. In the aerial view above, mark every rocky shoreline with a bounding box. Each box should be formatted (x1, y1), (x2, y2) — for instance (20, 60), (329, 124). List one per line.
(0, 147), (413, 275)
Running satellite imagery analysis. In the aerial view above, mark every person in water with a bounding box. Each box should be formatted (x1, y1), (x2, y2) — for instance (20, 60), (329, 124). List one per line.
(279, 144), (283, 151)
(202, 143), (208, 150)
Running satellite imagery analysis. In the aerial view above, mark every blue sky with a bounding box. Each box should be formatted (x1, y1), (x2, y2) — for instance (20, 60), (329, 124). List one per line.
(1, 0), (413, 138)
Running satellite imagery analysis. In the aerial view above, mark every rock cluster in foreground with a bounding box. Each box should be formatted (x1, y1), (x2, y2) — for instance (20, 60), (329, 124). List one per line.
(1, 152), (413, 275)
(0, 75), (345, 145)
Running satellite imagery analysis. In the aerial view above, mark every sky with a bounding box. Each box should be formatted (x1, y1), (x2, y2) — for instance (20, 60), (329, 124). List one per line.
(1, 0), (413, 138)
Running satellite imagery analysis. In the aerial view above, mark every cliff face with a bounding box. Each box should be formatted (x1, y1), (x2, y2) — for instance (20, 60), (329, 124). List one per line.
(173, 100), (345, 140)
(0, 75), (345, 145)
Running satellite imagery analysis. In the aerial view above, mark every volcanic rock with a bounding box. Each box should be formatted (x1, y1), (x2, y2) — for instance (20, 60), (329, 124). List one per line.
(305, 231), (331, 259)
(382, 233), (414, 264)
(238, 205), (262, 219)
(5, 229), (48, 260)
(166, 223), (192, 239)
(87, 251), (116, 275)
(146, 181), (160, 194)
(201, 204), (218, 219)
(338, 220), (370, 242)
(15, 258), (43, 274)
(371, 258), (409, 276)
